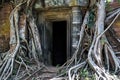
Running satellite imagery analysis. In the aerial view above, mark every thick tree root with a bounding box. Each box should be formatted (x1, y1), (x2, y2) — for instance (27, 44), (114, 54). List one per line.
(0, 1), (43, 80)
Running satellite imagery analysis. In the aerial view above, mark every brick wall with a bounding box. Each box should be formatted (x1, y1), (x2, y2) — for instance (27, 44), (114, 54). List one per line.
(112, 16), (120, 39)
(0, 3), (13, 53)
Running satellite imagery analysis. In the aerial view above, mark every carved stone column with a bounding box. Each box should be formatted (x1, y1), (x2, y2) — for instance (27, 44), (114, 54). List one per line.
(72, 6), (82, 53)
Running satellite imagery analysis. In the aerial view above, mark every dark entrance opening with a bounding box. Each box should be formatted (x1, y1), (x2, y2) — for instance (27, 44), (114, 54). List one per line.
(52, 21), (67, 66)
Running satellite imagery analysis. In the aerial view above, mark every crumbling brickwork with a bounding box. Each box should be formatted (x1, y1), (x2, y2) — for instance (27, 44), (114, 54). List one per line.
(0, 3), (13, 53)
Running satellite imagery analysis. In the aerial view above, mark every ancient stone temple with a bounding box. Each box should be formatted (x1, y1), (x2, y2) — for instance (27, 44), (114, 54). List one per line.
(0, 0), (120, 67)
(33, 0), (88, 66)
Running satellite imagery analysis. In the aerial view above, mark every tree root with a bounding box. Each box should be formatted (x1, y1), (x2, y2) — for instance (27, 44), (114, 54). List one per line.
(0, 1), (43, 79)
